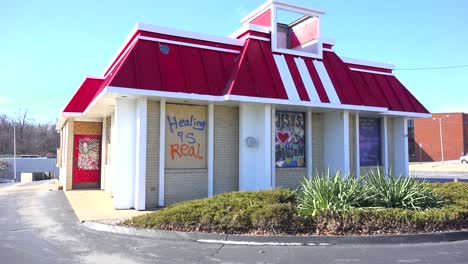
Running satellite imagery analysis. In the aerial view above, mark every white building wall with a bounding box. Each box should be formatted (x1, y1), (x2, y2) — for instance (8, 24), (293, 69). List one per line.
(393, 117), (409, 176)
(105, 112), (115, 194)
(113, 98), (137, 209)
(239, 103), (272, 191)
(135, 98), (147, 210)
(100, 117), (107, 190)
(324, 111), (350, 174)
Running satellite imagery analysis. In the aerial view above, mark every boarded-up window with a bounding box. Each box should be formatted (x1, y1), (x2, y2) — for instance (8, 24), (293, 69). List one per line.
(359, 117), (381, 166)
(165, 104), (207, 169)
(275, 111), (305, 168)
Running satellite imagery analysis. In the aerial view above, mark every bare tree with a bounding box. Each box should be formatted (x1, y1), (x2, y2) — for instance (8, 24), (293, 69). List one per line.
(15, 108), (33, 144)
(0, 109), (58, 157)
(0, 114), (12, 154)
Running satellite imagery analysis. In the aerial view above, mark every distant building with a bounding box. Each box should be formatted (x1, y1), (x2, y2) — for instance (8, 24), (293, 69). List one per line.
(413, 113), (468, 162)
(0, 157), (59, 182)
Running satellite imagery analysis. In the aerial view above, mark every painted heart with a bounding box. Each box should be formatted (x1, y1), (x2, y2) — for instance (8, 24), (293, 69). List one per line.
(277, 131), (290, 144)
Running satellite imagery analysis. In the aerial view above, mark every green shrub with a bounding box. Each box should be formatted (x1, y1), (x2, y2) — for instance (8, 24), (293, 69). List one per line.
(251, 203), (296, 233)
(122, 189), (297, 234)
(297, 170), (365, 217)
(362, 169), (443, 210)
(123, 182), (468, 236)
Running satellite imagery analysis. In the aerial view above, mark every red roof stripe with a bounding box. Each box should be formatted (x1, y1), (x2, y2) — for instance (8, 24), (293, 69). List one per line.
(63, 78), (104, 113)
(322, 51), (355, 104)
(284, 55), (310, 101)
(258, 41), (288, 99)
(385, 76), (416, 112)
(346, 71), (374, 106)
(373, 74), (404, 111)
(226, 39), (289, 99)
(361, 72), (391, 107)
(303, 58), (330, 103)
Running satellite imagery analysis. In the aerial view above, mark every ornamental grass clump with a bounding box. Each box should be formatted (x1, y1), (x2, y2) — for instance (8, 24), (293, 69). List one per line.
(362, 168), (443, 210)
(297, 170), (365, 217)
(297, 168), (445, 218)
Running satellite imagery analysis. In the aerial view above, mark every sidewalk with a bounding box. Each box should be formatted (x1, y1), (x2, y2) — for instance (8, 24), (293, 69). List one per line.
(409, 160), (468, 172)
(64, 190), (153, 222)
(0, 179), (59, 193)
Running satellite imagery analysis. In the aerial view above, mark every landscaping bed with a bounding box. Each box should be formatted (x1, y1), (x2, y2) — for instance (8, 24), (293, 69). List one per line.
(122, 174), (468, 236)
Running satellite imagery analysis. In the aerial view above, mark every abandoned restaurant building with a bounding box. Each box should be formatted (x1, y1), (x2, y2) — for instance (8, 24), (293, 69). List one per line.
(57, 1), (430, 210)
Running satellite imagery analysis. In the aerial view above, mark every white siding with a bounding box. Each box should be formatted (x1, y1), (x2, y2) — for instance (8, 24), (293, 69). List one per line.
(213, 106), (239, 194)
(312, 113), (324, 174)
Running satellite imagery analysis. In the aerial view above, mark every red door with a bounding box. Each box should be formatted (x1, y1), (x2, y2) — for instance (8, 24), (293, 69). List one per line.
(73, 135), (101, 187)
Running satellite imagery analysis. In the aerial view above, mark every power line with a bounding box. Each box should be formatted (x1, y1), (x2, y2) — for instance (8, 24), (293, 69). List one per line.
(394, 64), (468, 71)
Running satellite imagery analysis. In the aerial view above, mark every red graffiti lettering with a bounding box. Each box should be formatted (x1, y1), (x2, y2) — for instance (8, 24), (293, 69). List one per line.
(170, 144), (204, 160)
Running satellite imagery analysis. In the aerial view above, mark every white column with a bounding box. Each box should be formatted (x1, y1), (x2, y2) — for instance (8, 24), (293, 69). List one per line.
(207, 103), (214, 196)
(324, 110), (350, 175)
(271, 106), (276, 188)
(381, 116), (389, 176)
(159, 99), (166, 207)
(355, 113), (360, 176)
(264, 104), (272, 189)
(343, 111), (350, 175)
(100, 116), (107, 190)
(107, 112), (115, 194)
(113, 98), (136, 209)
(135, 98), (147, 210)
(306, 111), (313, 180)
(393, 117), (409, 176)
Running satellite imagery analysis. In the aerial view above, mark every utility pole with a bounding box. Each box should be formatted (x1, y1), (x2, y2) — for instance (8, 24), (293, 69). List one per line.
(13, 125), (16, 182)
(433, 115), (449, 165)
(438, 118), (444, 164)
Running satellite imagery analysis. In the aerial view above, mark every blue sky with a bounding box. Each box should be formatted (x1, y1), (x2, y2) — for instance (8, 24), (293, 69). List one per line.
(1, 0), (468, 123)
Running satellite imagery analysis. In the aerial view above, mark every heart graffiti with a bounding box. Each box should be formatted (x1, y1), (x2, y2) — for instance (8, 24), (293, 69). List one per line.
(277, 131), (290, 144)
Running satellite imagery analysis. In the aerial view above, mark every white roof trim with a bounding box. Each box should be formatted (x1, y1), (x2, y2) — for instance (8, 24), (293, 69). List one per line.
(239, 35), (270, 42)
(101, 22), (246, 76)
(294, 57), (321, 102)
(273, 54), (301, 101)
(105, 86), (389, 113)
(102, 33), (140, 77)
(229, 24), (271, 38)
(341, 56), (395, 70)
(322, 37), (335, 46)
(313, 60), (341, 104)
(101, 23), (140, 76)
(62, 112), (83, 117)
(349, 67), (394, 76)
(137, 23), (244, 46)
(382, 111), (431, 118)
(85, 75), (105, 80)
(240, 0), (325, 24)
(138, 36), (241, 54)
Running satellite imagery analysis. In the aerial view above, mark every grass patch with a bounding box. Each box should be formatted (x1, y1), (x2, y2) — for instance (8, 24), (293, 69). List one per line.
(123, 182), (468, 235)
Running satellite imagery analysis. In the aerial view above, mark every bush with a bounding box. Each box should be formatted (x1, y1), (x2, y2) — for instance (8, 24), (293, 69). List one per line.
(122, 189), (297, 234)
(251, 204), (296, 233)
(362, 169), (443, 210)
(123, 182), (468, 236)
(297, 170), (364, 217)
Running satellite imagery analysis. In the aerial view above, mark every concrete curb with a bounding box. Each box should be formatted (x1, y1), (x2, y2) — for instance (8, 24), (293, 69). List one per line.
(83, 221), (468, 245)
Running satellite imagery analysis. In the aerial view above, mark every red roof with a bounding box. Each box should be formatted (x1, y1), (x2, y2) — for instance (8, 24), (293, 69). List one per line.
(63, 77), (104, 113)
(63, 25), (429, 115)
